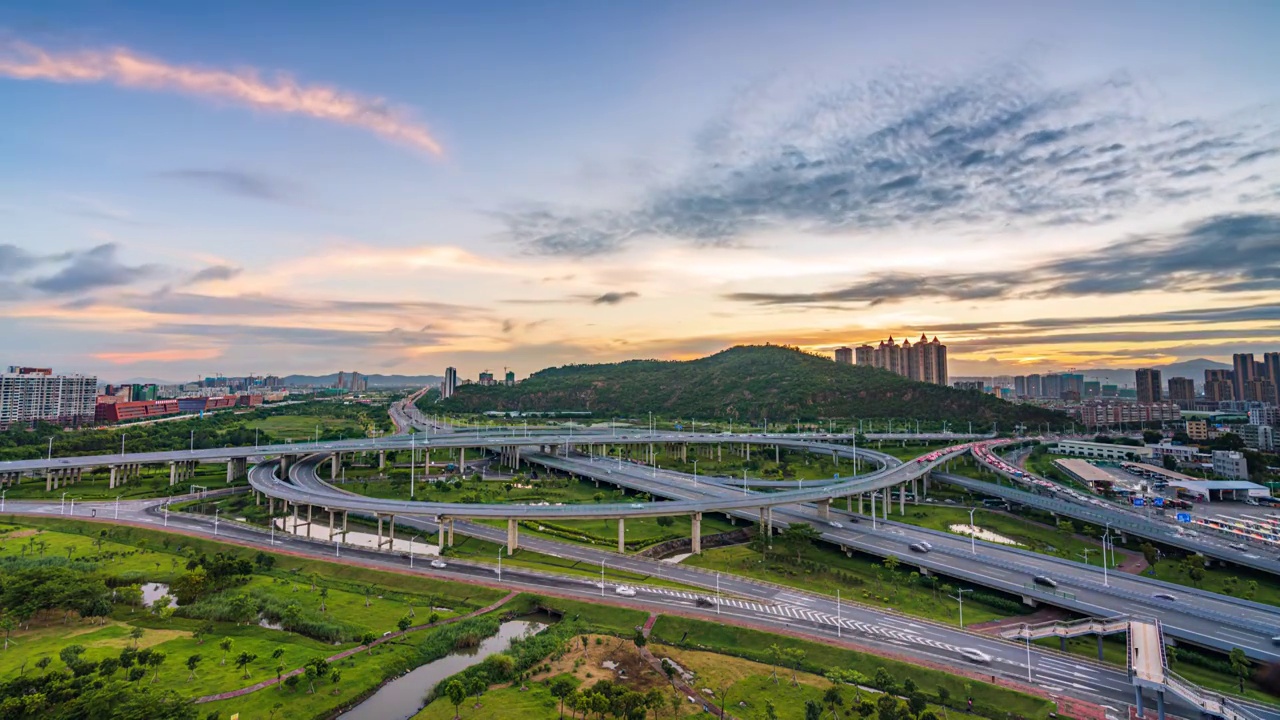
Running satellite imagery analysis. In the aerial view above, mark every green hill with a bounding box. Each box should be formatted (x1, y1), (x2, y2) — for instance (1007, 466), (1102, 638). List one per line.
(428, 345), (1066, 426)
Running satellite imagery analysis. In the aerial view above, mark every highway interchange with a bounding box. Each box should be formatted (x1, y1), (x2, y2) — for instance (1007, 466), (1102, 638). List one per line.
(2, 397), (1279, 719)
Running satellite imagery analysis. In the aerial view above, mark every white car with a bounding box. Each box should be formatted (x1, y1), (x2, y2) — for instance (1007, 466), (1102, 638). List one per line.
(958, 648), (992, 663)
(829, 521), (844, 529)
(615, 586), (637, 597)
(430, 559), (447, 569)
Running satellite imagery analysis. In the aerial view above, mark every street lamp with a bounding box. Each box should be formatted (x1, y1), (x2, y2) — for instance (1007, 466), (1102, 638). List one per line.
(214, 508), (220, 536)
(61, 492), (67, 514)
(950, 588), (972, 627)
(115, 495), (122, 520)
(498, 547), (503, 582)
(715, 571), (721, 615)
(409, 535), (420, 569)
(120, 433), (126, 457)
(600, 559), (605, 597)
(0, 490), (4, 512)
(190, 429), (195, 453)
(47, 436), (54, 460)
(69, 497), (75, 516)
(969, 507), (978, 554)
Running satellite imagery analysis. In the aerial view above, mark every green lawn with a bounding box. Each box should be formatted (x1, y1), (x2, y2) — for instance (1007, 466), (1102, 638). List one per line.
(246, 414), (368, 440)
(892, 503), (1127, 566)
(443, 535), (702, 592)
(412, 683), (562, 719)
(685, 543), (1022, 625)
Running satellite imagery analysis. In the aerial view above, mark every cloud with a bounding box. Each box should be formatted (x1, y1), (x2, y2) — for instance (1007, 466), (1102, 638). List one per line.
(500, 63), (1279, 256)
(0, 39), (443, 156)
(102, 288), (484, 320)
(149, 322), (454, 350)
(161, 169), (299, 203)
(590, 291), (640, 305)
(93, 348), (222, 364)
(188, 264), (243, 284)
(726, 212), (1280, 306)
(28, 243), (156, 295)
(0, 244), (45, 273)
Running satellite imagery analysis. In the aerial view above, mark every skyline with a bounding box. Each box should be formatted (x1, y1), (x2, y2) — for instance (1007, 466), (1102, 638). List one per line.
(3, 1), (1280, 381)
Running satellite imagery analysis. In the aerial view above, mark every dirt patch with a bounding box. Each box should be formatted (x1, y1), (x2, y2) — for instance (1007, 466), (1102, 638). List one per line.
(0, 528), (40, 539)
(92, 624), (189, 651)
(537, 633), (665, 693)
(653, 644), (831, 693)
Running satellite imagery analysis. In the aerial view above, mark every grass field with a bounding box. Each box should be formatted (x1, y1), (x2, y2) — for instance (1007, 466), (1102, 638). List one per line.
(0, 462), (234, 500)
(685, 542), (1020, 625)
(246, 414), (368, 441)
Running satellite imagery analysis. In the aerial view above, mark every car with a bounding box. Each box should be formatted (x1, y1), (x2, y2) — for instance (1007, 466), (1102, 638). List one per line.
(695, 596), (715, 608)
(1152, 593), (1177, 602)
(829, 521), (844, 529)
(1032, 575), (1058, 588)
(630, 503), (644, 509)
(958, 648), (992, 664)
(430, 559), (447, 569)
(919, 541), (933, 550)
(615, 586), (637, 597)
(909, 542), (930, 553)
(1229, 543), (1247, 551)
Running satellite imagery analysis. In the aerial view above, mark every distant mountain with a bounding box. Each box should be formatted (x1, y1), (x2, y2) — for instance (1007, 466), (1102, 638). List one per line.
(284, 373), (442, 388)
(1077, 358), (1231, 387)
(429, 344), (1067, 425)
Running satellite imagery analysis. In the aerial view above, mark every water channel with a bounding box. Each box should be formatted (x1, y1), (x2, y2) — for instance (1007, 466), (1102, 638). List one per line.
(337, 616), (550, 720)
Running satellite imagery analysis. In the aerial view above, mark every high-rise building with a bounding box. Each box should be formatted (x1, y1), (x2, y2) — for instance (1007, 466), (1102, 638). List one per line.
(1233, 354), (1256, 403)
(867, 335), (948, 385)
(1042, 374), (1062, 399)
(1083, 380), (1101, 398)
(1135, 368), (1162, 404)
(1245, 378), (1277, 404)
(442, 367), (458, 399)
(0, 368), (97, 427)
(834, 347), (853, 365)
(854, 345), (874, 366)
(1014, 376), (1027, 397)
(1027, 374), (1042, 398)
(1204, 368), (1235, 402)
(504, 370), (516, 386)
(953, 381), (984, 392)
(1101, 384), (1119, 397)
(478, 371), (495, 386)
(1264, 352), (1280, 405)
(1061, 373), (1084, 397)
(1167, 377), (1194, 409)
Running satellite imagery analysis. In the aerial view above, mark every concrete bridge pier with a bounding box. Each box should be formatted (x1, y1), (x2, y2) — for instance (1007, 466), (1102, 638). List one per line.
(376, 514), (395, 550)
(816, 498), (831, 520)
(328, 509), (337, 540)
(379, 451), (386, 470)
(899, 484), (906, 515)
(858, 493), (864, 515)
(506, 518), (519, 554)
(330, 453), (340, 480)
(438, 517), (448, 550)
(618, 518), (626, 553)
(169, 462), (178, 486)
(108, 465), (119, 490)
(691, 512), (702, 554)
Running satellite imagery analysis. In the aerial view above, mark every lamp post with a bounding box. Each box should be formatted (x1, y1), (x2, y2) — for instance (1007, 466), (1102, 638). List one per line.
(190, 429), (195, 453)
(969, 507), (978, 554)
(0, 490), (4, 512)
(163, 502), (169, 527)
(61, 492), (67, 514)
(836, 589), (842, 638)
(498, 547), (503, 582)
(214, 508), (220, 536)
(47, 436), (54, 460)
(950, 588), (972, 627)
(715, 571), (721, 615)
(120, 433), (126, 457)
(115, 495), (121, 520)
(411, 434), (416, 499)
(70, 497), (75, 516)
(600, 559), (606, 597)
(1078, 549), (1093, 565)
(409, 535), (419, 569)
(692, 459), (698, 488)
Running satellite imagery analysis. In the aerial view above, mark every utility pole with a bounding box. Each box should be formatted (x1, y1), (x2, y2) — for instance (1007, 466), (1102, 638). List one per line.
(950, 588), (972, 627)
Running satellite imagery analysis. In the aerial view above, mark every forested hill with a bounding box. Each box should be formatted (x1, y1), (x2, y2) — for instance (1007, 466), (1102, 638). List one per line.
(432, 345), (1066, 425)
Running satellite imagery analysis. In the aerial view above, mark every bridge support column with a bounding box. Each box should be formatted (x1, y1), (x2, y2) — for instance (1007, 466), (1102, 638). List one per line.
(46, 469), (52, 492)
(858, 493), (864, 515)
(109, 465), (118, 490)
(1156, 690), (1165, 720)
(618, 518), (626, 553)
(293, 504), (300, 535)
(1059, 636), (1066, 651)
(1134, 687), (1144, 719)
(439, 518), (447, 551)
(169, 462), (177, 486)
(1097, 635), (1104, 661)
(328, 509), (336, 540)
(816, 498), (831, 521)
(884, 490), (890, 520)
(846, 496), (852, 513)
(379, 451), (386, 470)
(447, 518), (454, 547)
(506, 518), (519, 554)
(869, 492), (875, 519)
(331, 453), (339, 480)
(460, 448), (465, 471)
(691, 512), (702, 554)
(226, 461), (235, 484)
(899, 484), (905, 515)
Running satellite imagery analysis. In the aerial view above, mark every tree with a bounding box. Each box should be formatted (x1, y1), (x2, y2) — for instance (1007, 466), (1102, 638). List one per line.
(147, 649), (167, 683)
(1162, 454), (1179, 470)
(330, 669), (342, 686)
(883, 555), (901, 576)
(218, 638), (233, 665)
(1140, 543), (1159, 568)
(655, 515), (674, 528)
(283, 674), (300, 692)
(908, 693), (928, 718)
(767, 643), (782, 684)
(825, 685), (845, 719)
(764, 699), (780, 720)
(1056, 519), (1076, 536)
(1165, 645), (1179, 668)
(805, 700), (824, 720)
(1142, 430), (1163, 444)
(130, 626), (145, 648)
(781, 522), (821, 562)
(0, 614), (15, 650)
(186, 654), (202, 681)
(936, 686), (950, 707)
(318, 587), (329, 613)
(361, 632), (377, 652)
(193, 621), (214, 645)
(445, 679), (467, 719)
(783, 647), (806, 686)
(550, 675), (576, 718)
(633, 629), (648, 649)
(877, 694), (901, 720)
(645, 688), (664, 719)
(363, 584), (376, 608)
(669, 692), (682, 718)
(398, 615), (412, 632)
(1230, 647), (1251, 693)
(235, 651), (257, 679)
(466, 675), (487, 706)
(35, 656), (52, 673)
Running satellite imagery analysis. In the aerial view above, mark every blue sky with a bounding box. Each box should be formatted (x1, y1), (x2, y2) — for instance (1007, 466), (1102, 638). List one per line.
(2, 1), (1279, 382)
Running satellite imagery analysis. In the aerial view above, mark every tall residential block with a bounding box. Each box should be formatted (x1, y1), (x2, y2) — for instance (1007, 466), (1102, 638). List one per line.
(442, 367), (458, 399)
(1233, 353), (1256, 403)
(854, 345), (874, 366)
(1204, 368), (1235, 402)
(1167, 377), (1194, 409)
(0, 367), (97, 427)
(834, 347), (853, 365)
(1135, 368), (1162, 404)
(867, 335), (948, 385)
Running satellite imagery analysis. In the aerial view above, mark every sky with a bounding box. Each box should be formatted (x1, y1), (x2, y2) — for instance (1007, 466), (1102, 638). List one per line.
(2, 1), (1279, 383)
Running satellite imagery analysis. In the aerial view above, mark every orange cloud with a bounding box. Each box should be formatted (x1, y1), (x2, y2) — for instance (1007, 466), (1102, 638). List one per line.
(0, 40), (443, 156)
(92, 348), (223, 364)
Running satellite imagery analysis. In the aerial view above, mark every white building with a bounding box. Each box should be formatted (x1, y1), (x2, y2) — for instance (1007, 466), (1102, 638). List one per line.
(0, 368), (97, 426)
(1249, 406), (1280, 427)
(1148, 442), (1202, 465)
(1052, 439), (1154, 461)
(442, 367), (458, 399)
(1212, 450), (1250, 481)
(1239, 424), (1275, 452)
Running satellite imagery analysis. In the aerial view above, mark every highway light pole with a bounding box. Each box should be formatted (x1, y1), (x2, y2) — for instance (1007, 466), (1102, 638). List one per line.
(47, 436), (53, 460)
(61, 492), (67, 514)
(409, 535), (419, 569)
(410, 434), (416, 499)
(115, 495), (121, 520)
(0, 490), (4, 513)
(950, 588), (972, 627)
(190, 429), (194, 453)
(969, 507), (978, 554)
(498, 547), (503, 582)
(716, 572), (721, 615)
(836, 589), (841, 638)
(120, 433), (126, 457)
(600, 559), (605, 597)
(1078, 549), (1094, 565)
(214, 508), (220, 536)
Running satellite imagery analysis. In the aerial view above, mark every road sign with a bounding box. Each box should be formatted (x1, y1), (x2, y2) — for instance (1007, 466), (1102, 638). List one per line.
(1153, 497), (1165, 507)
(1176, 512), (1192, 523)
(1133, 497), (1144, 507)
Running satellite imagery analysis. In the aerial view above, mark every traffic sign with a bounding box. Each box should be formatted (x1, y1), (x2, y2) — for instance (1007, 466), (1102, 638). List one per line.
(1133, 497), (1144, 507)
(1153, 497), (1165, 507)
(1176, 512), (1192, 523)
